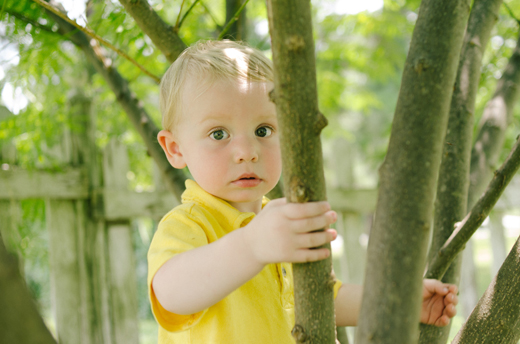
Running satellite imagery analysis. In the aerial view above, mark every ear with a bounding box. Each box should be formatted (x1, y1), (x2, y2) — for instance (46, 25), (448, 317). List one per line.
(157, 130), (187, 169)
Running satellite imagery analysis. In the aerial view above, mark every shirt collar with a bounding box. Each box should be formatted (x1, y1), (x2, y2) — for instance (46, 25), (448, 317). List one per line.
(181, 180), (269, 230)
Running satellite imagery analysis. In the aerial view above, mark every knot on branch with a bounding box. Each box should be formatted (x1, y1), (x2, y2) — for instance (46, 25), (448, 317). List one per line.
(292, 324), (308, 343)
(314, 111), (328, 135)
(289, 177), (310, 202)
(286, 35), (305, 52)
(413, 57), (430, 74)
(469, 37), (482, 48)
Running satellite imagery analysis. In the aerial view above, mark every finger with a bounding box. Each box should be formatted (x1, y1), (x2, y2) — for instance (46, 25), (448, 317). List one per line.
(283, 201), (331, 219)
(291, 211), (337, 233)
(436, 314), (450, 327)
(444, 303), (457, 318)
(444, 292), (458, 307)
(423, 279), (442, 296)
(293, 247), (331, 262)
(296, 229), (337, 249)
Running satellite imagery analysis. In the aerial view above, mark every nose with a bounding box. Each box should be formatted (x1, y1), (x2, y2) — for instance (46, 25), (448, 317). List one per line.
(233, 135), (259, 163)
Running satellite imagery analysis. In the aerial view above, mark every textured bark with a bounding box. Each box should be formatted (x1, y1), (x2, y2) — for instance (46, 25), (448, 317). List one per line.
(266, 1), (336, 343)
(0, 234), (57, 344)
(117, 0), (187, 63)
(467, 32), (520, 208)
(223, 0), (247, 41)
(44, 0), (187, 200)
(419, 0), (502, 342)
(355, 0), (470, 342)
(426, 136), (520, 280)
(452, 236), (520, 344)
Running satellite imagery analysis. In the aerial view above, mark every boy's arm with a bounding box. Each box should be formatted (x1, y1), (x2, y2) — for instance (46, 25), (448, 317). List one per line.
(152, 198), (337, 315)
(334, 280), (458, 327)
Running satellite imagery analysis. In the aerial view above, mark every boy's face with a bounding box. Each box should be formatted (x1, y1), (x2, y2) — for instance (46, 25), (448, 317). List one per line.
(158, 78), (281, 213)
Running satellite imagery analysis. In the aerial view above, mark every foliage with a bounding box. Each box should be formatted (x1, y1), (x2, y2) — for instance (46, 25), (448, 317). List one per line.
(0, 0), (519, 332)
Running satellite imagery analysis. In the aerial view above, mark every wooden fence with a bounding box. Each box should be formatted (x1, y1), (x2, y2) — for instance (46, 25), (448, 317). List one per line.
(1, 96), (519, 343)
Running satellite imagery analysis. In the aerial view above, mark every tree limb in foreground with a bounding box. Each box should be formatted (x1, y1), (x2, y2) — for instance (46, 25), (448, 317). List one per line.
(267, 0), (335, 342)
(355, 0), (470, 342)
(452, 234), (520, 344)
(117, 0), (187, 63)
(425, 135), (520, 280)
(419, 0), (504, 342)
(43, 0), (187, 199)
(0, 232), (57, 344)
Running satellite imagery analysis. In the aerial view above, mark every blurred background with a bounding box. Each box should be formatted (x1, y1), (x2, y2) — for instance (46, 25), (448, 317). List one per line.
(1, 0), (520, 342)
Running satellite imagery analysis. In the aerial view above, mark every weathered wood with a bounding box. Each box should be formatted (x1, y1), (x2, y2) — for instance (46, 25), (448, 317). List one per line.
(107, 224), (139, 344)
(46, 199), (100, 344)
(0, 168), (88, 199)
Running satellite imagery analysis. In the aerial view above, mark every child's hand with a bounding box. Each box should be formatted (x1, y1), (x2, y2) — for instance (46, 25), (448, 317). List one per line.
(421, 279), (458, 326)
(243, 198), (337, 265)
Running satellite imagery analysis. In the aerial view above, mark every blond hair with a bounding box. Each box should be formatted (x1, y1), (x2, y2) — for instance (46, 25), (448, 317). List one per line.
(160, 40), (274, 131)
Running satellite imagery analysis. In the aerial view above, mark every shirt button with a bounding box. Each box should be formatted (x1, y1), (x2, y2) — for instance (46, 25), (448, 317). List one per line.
(282, 267), (286, 277)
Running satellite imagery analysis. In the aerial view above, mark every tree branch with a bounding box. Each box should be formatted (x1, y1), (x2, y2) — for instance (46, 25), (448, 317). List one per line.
(32, 0), (161, 83)
(174, 0), (187, 32)
(267, 0), (335, 342)
(0, 231), (57, 344)
(219, 0), (249, 40)
(354, 0), (471, 341)
(117, 0), (187, 64)
(43, 0), (187, 200)
(178, 0), (200, 31)
(426, 135), (520, 280)
(467, 31), (520, 208)
(419, 0), (504, 342)
(452, 234), (520, 343)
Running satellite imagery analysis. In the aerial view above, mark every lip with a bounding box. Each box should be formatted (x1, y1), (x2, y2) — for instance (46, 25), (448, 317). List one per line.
(232, 173), (262, 187)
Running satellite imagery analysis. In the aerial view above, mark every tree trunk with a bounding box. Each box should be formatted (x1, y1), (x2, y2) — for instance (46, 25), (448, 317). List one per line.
(452, 235), (520, 344)
(467, 32), (520, 209)
(419, 0), (502, 342)
(0, 233), (57, 344)
(355, 0), (470, 342)
(266, 1), (336, 342)
(224, 0), (247, 41)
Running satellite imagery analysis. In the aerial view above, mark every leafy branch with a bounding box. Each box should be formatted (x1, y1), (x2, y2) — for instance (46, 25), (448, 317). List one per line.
(31, 0), (161, 83)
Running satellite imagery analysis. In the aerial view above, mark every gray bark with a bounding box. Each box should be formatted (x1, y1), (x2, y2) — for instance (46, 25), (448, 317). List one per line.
(266, 0), (336, 342)
(355, 0), (470, 342)
(118, 0), (187, 63)
(419, 0), (503, 342)
(452, 235), (520, 344)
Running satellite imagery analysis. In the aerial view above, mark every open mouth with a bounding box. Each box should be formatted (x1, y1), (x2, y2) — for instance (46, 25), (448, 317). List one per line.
(233, 174), (261, 187)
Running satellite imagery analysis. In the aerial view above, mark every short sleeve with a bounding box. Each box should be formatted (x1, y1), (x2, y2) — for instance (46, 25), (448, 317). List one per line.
(147, 207), (209, 332)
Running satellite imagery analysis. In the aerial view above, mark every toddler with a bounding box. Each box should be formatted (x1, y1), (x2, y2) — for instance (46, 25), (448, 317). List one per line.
(148, 40), (458, 343)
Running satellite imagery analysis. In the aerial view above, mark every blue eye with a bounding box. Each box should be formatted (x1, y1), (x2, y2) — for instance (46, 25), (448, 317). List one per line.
(255, 126), (273, 138)
(210, 129), (229, 140)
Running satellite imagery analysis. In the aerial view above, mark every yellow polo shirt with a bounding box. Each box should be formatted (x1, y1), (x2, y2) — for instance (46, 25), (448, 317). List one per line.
(148, 180), (341, 343)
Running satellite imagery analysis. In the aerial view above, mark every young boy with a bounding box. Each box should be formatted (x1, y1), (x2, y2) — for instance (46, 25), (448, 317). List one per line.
(149, 40), (458, 343)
